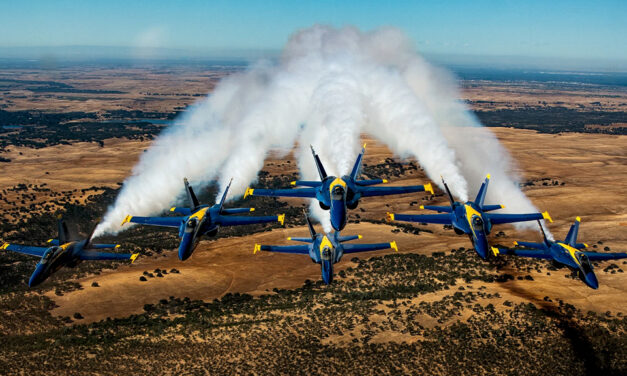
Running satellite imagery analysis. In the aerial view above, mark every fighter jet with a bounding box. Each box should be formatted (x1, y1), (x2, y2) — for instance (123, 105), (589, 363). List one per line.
(253, 212), (398, 284)
(244, 144), (433, 231)
(386, 174), (552, 260)
(1, 219), (138, 287)
(492, 218), (627, 289)
(121, 178), (285, 260)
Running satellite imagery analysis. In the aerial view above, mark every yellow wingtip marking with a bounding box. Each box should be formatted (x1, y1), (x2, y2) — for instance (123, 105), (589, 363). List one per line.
(386, 212), (395, 222)
(358, 235), (363, 239)
(278, 214), (285, 226)
(250, 208), (255, 212)
(500, 205), (505, 209)
(363, 143), (367, 149)
(390, 241), (398, 252)
(47, 238), (54, 243)
(170, 207), (176, 212)
(130, 253), (139, 263)
(114, 244), (121, 249)
(287, 237), (292, 241)
(542, 211), (553, 223)
(491, 247), (500, 256)
(513, 241), (518, 246)
(576, 216), (581, 222)
(419, 205), (424, 210)
(290, 181), (296, 186)
(486, 173), (491, 179)
(382, 179), (388, 184)
(1, 243), (9, 250)
(253, 244), (261, 254)
(121, 215), (132, 226)
(424, 183), (434, 195)
(244, 188), (254, 199)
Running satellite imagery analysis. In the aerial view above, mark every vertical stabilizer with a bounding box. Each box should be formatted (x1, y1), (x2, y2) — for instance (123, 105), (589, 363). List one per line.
(184, 178), (200, 211)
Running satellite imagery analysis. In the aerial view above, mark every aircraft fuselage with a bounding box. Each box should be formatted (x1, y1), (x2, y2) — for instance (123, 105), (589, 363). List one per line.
(450, 202), (492, 259)
(28, 242), (83, 287)
(548, 242), (598, 289)
(176, 205), (221, 260)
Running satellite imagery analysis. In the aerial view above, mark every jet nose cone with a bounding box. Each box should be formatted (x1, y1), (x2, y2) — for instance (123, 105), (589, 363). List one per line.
(178, 235), (195, 261)
(28, 264), (45, 287)
(330, 201), (347, 231)
(585, 272), (599, 289)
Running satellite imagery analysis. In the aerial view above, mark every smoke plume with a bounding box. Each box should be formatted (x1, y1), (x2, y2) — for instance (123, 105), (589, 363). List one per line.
(96, 25), (542, 236)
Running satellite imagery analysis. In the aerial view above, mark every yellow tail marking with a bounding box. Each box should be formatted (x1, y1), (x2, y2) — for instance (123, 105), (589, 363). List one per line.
(170, 207), (176, 212)
(486, 173), (491, 179)
(249, 208), (255, 212)
(244, 187), (254, 199)
(419, 205), (425, 210)
(47, 238), (54, 243)
(382, 179), (388, 184)
(278, 214), (285, 225)
(491, 247), (500, 256)
(1, 243), (9, 250)
(121, 215), (132, 226)
(386, 212), (395, 222)
(576, 216), (581, 222)
(424, 183), (434, 195)
(542, 211), (553, 223)
(290, 181), (296, 186)
(358, 235), (363, 239)
(253, 244), (261, 254)
(390, 241), (398, 252)
(130, 253), (139, 263)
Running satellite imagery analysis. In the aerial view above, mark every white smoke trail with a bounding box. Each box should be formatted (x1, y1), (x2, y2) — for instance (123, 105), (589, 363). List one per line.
(96, 25), (541, 237)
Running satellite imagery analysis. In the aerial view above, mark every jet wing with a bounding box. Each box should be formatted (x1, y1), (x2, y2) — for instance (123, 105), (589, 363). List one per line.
(512, 241), (546, 249)
(218, 214), (284, 227)
(245, 188), (316, 198)
(80, 251), (139, 262)
(123, 216), (183, 228)
(486, 212), (550, 225)
(583, 252), (627, 261)
(254, 244), (310, 254)
(343, 242), (398, 254)
(1, 243), (48, 257)
(389, 213), (453, 225)
(494, 247), (552, 259)
(358, 184), (430, 197)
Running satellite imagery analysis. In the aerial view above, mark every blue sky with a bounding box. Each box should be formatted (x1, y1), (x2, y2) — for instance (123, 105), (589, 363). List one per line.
(1, 0), (625, 65)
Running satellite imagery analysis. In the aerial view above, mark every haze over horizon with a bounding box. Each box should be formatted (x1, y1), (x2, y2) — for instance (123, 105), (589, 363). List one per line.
(1, 0), (626, 71)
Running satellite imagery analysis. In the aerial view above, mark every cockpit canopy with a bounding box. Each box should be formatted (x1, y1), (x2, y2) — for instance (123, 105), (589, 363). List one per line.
(41, 246), (62, 264)
(576, 252), (593, 274)
(471, 216), (484, 231)
(321, 246), (333, 260)
(331, 185), (345, 200)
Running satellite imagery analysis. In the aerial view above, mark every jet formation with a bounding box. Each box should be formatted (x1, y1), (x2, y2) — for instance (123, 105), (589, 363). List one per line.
(2, 144), (623, 288)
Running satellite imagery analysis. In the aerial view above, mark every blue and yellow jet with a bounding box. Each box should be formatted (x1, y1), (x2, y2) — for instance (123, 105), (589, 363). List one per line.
(122, 178), (285, 260)
(254, 212), (398, 284)
(1, 219), (138, 287)
(492, 218), (627, 289)
(245, 145), (433, 231)
(386, 175), (552, 260)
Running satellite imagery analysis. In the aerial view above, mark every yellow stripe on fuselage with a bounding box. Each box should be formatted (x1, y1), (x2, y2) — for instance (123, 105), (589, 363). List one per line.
(329, 178), (347, 194)
(189, 207), (208, 221)
(558, 242), (581, 267)
(464, 204), (482, 238)
(319, 235), (334, 257)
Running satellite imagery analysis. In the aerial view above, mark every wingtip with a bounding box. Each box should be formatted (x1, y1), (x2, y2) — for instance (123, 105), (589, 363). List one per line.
(120, 215), (132, 226)
(386, 212), (395, 222)
(390, 241), (398, 252)
(576, 216), (581, 222)
(500, 204), (505, 209)
(130, 253), (139, 263)
(363, 142), (367, 149)
(47, 238), (54, 243)
(419, 205), (424, 210)
(244, 187), (254, 199)
(486, 173), (491, 180)
(382, 179), (388, 184)
(287, 237), (292, 241)
(542, 211), (553, 223)
(114, 244), (121, 249)
(170, 207), (176, 212)
(424, 183), (434, 195)
(253, 244), (261, 254)
(491, 247), (500, 256)
(513, 241), (518, 246)
(290, 181), (296, 186)
(1, 243), (9, 250)
(250, 208), (255, 212)
(278, 214), (285, 226)
(358, 235), (363, 239)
